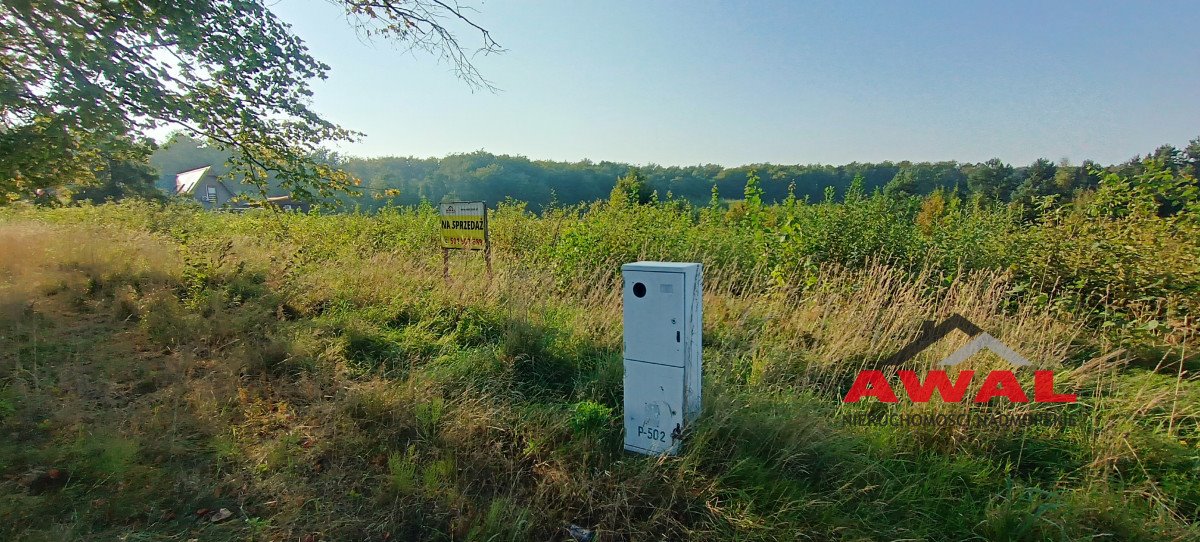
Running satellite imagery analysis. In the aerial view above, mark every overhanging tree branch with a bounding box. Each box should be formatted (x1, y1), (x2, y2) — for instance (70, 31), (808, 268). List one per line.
(0, 0), (501, 200)
(339, 0), (503, 91)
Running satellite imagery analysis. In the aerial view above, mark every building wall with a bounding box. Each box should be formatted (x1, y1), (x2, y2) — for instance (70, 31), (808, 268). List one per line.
(190, 177), (236, 209)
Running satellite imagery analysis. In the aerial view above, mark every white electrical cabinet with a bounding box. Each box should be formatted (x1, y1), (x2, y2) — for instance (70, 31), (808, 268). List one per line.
(621, 262), (702, 455)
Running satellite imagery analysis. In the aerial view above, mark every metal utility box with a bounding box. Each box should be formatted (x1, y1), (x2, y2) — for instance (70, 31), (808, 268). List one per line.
(621, 261), (702, 455)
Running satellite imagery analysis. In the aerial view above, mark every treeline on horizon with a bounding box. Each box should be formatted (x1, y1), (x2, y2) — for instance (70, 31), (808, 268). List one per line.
(149, 132), (1200, 210)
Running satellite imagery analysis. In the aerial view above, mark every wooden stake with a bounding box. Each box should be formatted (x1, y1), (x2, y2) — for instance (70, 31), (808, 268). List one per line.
(442, 247), (450, 284)
(484, 207), (493, 280)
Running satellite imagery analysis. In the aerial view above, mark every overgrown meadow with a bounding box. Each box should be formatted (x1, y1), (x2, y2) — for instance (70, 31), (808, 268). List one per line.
(1, 163), (1197, 541)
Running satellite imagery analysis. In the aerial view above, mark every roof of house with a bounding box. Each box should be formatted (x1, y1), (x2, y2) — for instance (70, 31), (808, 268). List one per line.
(175, 165), (212, 195)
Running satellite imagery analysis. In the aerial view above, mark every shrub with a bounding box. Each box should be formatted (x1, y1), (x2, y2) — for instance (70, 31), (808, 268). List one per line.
(568, 400), (613, 435)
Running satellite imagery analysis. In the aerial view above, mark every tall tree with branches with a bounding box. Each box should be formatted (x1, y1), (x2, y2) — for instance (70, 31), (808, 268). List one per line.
(0, 0), (501, 202)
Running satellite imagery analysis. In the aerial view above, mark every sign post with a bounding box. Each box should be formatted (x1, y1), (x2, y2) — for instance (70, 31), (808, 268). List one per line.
(438, 201), (491, 282)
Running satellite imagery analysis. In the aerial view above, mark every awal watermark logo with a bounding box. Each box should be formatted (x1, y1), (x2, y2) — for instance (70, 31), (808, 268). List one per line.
(843, 314), (1076, 404)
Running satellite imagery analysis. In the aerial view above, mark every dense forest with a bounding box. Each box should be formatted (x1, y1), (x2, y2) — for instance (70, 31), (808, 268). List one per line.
(147, 132), (1200, 211)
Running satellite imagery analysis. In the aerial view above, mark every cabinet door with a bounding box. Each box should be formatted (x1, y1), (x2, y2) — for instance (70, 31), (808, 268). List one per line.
(623, 360), (685, 455)
(622, 270), (686, 367)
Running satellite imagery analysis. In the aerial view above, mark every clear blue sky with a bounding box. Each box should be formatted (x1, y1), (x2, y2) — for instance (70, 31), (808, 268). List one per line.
(270, 0), (1199, 167)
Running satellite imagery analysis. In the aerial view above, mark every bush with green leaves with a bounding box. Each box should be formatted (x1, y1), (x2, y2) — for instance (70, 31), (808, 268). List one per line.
(1014, 160), (1200, 335)
(568, 400), (614, 435)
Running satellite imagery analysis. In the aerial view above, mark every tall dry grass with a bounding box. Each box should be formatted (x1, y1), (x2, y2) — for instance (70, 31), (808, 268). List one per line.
(1, 208), (1197, 541)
